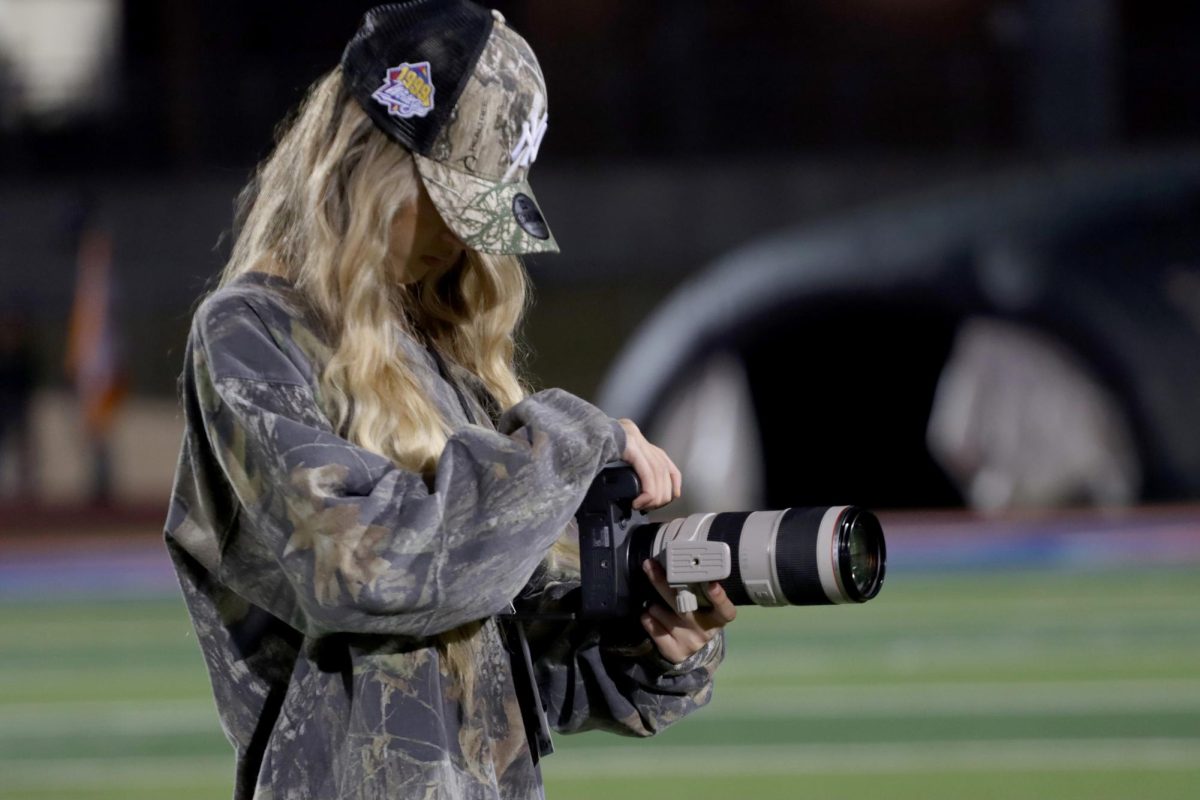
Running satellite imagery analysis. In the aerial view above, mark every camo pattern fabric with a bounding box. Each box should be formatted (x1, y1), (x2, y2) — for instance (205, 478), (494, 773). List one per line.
(415, 15), (558, 254)
(165, 271), (723, 799)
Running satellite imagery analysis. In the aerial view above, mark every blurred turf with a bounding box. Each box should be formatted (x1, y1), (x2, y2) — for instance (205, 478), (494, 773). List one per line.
(2, 568), (1197, 800)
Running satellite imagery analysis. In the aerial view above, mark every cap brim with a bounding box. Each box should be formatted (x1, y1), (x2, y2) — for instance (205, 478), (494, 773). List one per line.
(414, 154), (559, 255)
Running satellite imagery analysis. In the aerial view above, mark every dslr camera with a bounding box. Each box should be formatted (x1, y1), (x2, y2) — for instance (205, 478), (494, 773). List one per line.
(570, 461), (886, 618)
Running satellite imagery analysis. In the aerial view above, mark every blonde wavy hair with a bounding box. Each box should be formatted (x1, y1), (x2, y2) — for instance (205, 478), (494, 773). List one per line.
(218, 67), (558, 695)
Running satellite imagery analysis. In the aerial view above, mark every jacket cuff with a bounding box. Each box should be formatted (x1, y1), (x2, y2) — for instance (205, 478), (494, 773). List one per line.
(608, 418), (627, 462)
(648, 630), (725, 678)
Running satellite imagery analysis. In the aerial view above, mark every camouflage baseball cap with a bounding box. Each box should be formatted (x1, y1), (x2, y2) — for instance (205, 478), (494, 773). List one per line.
(342, 1), (558, 255)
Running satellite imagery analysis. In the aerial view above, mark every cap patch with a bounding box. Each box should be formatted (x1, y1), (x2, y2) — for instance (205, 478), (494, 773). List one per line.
(513, 193), (550, 240)
(372, 62), (436, 119)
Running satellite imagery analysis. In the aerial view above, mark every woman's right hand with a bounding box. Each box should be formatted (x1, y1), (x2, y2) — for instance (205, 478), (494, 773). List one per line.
(616, 418), (682, 511)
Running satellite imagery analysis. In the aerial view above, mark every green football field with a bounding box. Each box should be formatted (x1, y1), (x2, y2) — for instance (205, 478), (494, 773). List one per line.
(2, 560), (1197, 800)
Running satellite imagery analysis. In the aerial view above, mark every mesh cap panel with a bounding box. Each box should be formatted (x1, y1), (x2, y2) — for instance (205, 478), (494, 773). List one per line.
(341, 0), (493, 155)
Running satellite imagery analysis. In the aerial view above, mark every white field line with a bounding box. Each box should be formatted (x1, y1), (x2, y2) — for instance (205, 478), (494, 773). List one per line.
(3, 740), (1198, 790)
(2, 755), (232, 790)
(2, 679), (1198, 739)
(716, 646), (1200, 679)
(544, 740), (1200, 777)
(0, 699), (220, 737)
(705, 678), (1200, 717)
(725, 597), (1200, 624)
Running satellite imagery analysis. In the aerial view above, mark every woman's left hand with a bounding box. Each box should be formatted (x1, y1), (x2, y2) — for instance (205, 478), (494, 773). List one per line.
(639, 557), (737, 665)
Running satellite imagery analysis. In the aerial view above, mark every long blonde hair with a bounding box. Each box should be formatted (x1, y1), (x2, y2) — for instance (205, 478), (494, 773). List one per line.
(219, 67), (537, 693)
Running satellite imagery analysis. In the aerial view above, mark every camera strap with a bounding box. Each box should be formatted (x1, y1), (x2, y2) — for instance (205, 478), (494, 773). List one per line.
(504, 616), (555, 762)
(424, 341), (481, 426)
(427, 341), (556, 762)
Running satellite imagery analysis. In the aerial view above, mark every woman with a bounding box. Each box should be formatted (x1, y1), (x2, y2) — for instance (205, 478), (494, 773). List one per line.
(164, 2), (733, 798)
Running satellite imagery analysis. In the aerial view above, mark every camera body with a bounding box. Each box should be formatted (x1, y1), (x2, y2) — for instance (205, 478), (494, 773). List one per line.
(571, 461), (887, 619)
(574, 461), (659, 618)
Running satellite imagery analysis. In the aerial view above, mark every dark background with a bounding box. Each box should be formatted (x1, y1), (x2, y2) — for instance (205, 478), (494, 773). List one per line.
(10, 0), (1200, 173)
(2, 0), (1198, 506)
(6, 1), (1200, 390)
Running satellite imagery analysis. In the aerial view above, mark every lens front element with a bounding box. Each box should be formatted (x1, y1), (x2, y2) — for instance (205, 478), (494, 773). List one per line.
(837, 508), (886, 602)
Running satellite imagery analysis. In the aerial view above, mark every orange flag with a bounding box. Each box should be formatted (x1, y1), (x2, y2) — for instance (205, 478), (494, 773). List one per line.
(65, 226), (127, 437)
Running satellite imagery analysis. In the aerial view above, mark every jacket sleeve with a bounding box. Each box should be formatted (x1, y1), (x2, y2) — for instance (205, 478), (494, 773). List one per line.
(185, 292), (626, 639)
(517, 526), (724, 738)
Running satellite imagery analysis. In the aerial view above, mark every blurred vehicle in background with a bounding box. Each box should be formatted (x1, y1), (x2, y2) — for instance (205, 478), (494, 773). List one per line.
(600, 151), (1200, 514)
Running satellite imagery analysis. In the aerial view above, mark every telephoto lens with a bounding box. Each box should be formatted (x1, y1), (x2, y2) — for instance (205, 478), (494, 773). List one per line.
(570, 463), (887, 619)
(629, 506), (887, 607)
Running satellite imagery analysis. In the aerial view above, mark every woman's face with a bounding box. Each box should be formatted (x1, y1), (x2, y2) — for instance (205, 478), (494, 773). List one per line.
(389, 179), (465, 285)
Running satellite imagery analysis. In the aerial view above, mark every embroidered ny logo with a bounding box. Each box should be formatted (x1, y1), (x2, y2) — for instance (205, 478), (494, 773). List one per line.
(504, 110), (548, 182)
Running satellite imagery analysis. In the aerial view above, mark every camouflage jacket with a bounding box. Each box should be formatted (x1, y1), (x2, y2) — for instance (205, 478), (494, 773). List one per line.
(164, 272), (723, 799)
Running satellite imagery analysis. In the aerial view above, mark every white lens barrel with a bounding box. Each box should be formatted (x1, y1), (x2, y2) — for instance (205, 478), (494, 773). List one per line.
(816, 505), (852, 603)
(737, 510), (789, 606)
